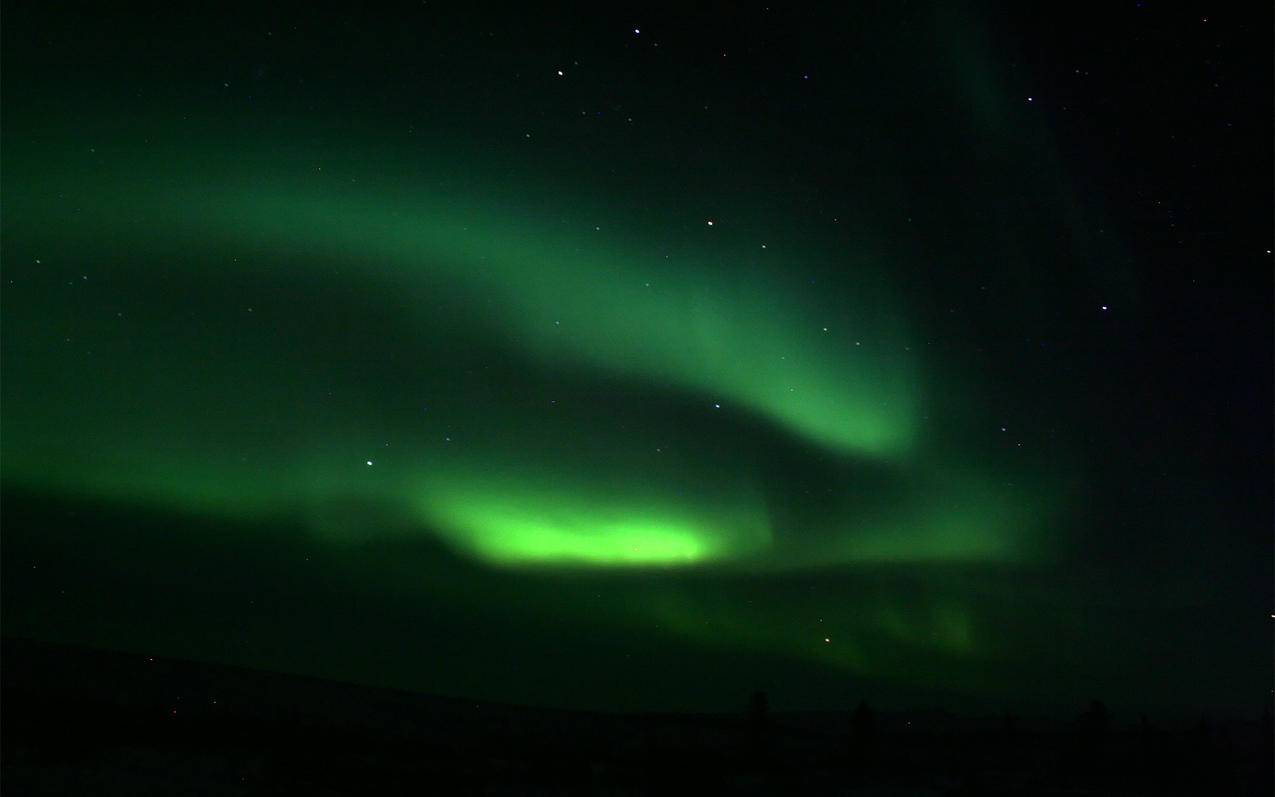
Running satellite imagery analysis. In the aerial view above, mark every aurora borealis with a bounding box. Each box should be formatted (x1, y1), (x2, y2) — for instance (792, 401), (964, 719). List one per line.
(2, 3), (1269, 715)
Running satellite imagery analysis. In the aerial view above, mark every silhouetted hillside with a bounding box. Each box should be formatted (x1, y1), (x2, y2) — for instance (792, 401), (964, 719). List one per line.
(4, 638), (1268, 794)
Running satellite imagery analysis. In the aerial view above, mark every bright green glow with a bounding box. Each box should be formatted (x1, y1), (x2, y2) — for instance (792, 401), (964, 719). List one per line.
(410, 473), (1038, 570)
(415, 464), (772, 566)
(425, 499), (716, 566)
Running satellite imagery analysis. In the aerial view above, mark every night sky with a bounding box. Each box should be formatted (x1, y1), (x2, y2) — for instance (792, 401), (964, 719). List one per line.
(2, 3), (1270, 716)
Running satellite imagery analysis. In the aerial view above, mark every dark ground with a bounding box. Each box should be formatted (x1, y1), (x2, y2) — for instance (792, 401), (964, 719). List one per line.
(3, 638), (1269, 795)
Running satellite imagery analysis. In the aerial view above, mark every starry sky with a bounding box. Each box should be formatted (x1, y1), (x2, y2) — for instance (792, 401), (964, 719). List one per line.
(2, 2), (1270, 715)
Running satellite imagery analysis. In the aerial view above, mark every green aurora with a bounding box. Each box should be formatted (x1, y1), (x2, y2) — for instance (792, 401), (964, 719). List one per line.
(3, 2), (1265, 716)
(0, 119), (1055, 699)
(3, 125), (1039, 572)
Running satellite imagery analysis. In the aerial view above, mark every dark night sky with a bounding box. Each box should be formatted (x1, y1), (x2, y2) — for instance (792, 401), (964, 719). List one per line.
(2, 2), (1270, 716)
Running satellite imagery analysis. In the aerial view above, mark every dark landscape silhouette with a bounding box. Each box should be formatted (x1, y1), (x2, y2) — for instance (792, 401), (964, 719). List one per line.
(3, 638), (1269, 795)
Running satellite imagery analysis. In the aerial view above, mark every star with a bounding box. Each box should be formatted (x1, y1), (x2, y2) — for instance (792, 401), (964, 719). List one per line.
(366, 460), (374, 466)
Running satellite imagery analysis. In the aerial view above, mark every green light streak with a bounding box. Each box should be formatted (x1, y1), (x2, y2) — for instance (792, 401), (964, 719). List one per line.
(9, 135), (919, 460)
(415, 465), (772, 567)
(426, 500), (716, 566)
(0, 126), (1049, 575)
